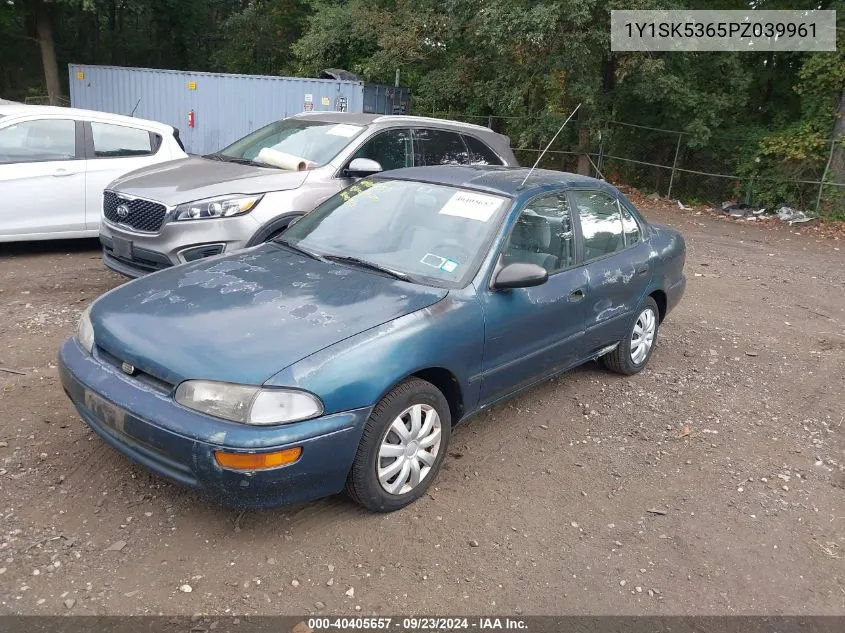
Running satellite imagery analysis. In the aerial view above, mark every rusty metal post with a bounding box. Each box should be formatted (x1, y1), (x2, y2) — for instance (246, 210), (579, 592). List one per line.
(597, 122), (609, 178)
(667, 132), (683, 199)
(815, 136), (837, 216)
(745, 174), (755, 205)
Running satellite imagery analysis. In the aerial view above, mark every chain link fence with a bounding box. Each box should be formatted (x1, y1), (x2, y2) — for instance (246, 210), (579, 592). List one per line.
(419, 111), (844, 216)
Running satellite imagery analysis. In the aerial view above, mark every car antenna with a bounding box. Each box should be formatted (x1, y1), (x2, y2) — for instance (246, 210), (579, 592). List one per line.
(518, 102), (581, 190)
(129, 98), (141, 117)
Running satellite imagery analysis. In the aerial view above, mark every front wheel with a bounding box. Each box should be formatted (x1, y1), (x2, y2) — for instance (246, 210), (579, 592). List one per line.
(247, 214), (305, 246)
(601, 296), (660, 375)
(346, 378), (451, 512)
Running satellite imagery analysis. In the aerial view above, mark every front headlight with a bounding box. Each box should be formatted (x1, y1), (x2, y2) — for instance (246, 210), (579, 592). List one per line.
(77, 306), (94, 354)
(174, 194), (262, 221)
(174, 380), (323, 425)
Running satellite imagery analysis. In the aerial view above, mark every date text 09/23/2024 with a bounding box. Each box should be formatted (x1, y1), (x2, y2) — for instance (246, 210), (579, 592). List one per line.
(307, 617), (528, 631)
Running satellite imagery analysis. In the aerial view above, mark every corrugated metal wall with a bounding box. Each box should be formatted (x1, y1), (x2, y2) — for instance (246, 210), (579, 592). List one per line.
(362, 84), (411, 115)
(68, 65), (367, 155)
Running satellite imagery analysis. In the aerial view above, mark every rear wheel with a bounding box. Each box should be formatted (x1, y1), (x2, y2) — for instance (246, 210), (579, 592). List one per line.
(346, 378), (451, 512)
(601, 296), (659, 375)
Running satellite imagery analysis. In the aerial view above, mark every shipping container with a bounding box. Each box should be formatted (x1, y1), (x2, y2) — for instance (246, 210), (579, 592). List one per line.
(68, 64), (411, 155)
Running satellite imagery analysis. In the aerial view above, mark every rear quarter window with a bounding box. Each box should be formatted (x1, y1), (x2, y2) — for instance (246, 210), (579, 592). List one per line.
(414, 128), (469, 166)
(462, 134), (503, 165)
(91, 122), (154, 158)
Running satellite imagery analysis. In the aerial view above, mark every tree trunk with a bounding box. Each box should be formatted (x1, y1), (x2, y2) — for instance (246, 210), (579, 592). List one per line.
(576, 108), (590, 176)
(34, 3), (60, 105)
(829, 87), (845, 186)
(108, 0), (117, 64)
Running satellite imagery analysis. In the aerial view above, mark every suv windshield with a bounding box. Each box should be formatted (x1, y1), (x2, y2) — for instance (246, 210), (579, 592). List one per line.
(217, 119), (364, 167)
(281, 179), (511, 287)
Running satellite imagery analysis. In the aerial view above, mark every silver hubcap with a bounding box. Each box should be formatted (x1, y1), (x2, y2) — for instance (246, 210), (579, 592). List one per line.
(631, 307), (656, 364)
(377, 404), (442, 495)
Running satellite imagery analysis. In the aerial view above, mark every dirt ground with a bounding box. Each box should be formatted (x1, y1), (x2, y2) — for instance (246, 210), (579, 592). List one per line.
(0, 202), (843, 617)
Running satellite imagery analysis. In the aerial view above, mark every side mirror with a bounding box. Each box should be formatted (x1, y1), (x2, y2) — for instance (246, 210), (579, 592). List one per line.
(492, 262), (548, 290)
(344, 157), (383, 177)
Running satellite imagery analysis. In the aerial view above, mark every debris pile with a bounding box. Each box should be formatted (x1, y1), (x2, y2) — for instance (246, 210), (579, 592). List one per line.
(718, 202), (813, 224)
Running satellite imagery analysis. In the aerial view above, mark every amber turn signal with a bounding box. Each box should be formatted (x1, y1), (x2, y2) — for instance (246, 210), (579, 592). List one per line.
(214, 447), (302, 471)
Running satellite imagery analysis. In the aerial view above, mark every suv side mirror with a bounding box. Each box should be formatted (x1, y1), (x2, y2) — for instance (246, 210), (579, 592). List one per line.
(344, 157), (383, 177)
(492, 263), (549, 290)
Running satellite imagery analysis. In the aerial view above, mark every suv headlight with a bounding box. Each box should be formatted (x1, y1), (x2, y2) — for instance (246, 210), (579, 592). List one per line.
(174, 194), (262, 221)
(174, 380), (323, 425)
(77, 306), (94, 354)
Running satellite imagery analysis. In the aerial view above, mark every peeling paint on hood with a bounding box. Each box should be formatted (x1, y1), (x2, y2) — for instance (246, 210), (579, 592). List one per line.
(90, 244), (448, 386)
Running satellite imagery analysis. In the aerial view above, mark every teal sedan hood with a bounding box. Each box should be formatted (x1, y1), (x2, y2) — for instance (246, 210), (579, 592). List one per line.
(90, 244), (447, 386)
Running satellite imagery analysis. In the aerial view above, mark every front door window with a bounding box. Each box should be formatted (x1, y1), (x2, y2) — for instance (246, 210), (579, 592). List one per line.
(350, 129), (412, 171)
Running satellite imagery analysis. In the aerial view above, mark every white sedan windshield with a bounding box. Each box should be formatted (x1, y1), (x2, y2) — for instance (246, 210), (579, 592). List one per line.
(282, 179), (511, 286)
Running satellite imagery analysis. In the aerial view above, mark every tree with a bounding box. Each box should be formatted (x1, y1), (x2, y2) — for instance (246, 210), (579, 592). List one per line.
(212, 0), (309, 76)
(32, 0), (61, 104)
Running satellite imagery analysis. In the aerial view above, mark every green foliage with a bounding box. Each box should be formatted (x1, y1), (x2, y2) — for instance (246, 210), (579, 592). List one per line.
(212, 0), (309, 75)
(2, 0), (844, 219)
(736, 15), (845, 218)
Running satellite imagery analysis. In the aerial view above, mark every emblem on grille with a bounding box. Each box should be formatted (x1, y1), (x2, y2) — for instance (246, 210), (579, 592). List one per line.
(120, 361), (136, 375)
(116, 204), (130, 220)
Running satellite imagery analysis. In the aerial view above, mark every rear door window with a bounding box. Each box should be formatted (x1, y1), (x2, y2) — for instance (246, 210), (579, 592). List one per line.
(620, 205), (641, 246)
(571, 190), (625, 261)
(413, 128), (469, 166)
(462, 134), (503, 165)
(91, 122), (154, 157)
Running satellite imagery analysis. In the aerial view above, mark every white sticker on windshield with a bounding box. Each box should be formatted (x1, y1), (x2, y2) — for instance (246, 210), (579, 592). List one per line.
(420, 253), (446, 269)
(327, 124), (361, 138)
(439, 191), (503, 222)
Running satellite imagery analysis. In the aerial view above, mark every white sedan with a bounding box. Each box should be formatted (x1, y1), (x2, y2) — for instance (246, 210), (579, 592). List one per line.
(0, 105), (187, 242)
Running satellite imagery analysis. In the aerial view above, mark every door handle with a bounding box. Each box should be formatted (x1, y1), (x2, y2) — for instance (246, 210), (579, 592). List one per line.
(568, 288), (586, 303)
(636, 265), (649, 276)
(52, 168), (73, 177)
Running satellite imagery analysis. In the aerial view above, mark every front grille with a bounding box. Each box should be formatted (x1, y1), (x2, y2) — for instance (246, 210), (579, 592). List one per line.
(96, 346), (174, 394)
(103, 191), (167, 232)
(100, 236), (171, 273)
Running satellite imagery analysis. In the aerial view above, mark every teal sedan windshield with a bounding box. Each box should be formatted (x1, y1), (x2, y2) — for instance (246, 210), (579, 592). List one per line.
(281, 179), (511, 287)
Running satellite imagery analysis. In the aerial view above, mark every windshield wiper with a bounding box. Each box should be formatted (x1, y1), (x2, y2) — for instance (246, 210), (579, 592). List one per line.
(274, 239), (326, 261)
(202, 152), (271, 168)
(323, 255), (410, 281)
(230, 156), (273, 167)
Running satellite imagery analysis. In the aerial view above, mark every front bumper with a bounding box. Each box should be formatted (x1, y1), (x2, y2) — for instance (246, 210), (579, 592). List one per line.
(59, 338), (370, 509)
(100, 214), (261, 278)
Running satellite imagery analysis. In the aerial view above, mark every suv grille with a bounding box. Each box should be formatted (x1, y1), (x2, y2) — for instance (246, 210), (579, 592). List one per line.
(103, 191), (167, 232)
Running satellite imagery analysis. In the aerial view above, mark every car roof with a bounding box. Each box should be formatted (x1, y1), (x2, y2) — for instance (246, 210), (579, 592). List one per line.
(292, 111), (508, 140)
(376, 165), (613, 198)
(0, 104), (174, 132)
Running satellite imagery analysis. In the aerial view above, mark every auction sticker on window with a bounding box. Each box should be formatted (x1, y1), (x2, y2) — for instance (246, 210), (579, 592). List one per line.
(440, 259), (459, 273)
(439, 191), (503, 222)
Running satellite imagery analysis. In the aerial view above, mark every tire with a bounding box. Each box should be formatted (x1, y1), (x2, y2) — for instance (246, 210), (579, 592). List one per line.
(246, 213), (305, 247)
(264, 229), (286, 242)
(601, 296), (660, 375)
(346, 378), (451, 512)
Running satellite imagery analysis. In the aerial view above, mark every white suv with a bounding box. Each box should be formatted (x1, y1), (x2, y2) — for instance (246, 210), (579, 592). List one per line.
(0, 105), (187, 242)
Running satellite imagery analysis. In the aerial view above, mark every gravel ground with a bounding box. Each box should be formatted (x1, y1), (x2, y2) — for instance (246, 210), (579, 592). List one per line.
(0, 203), (843, 616)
